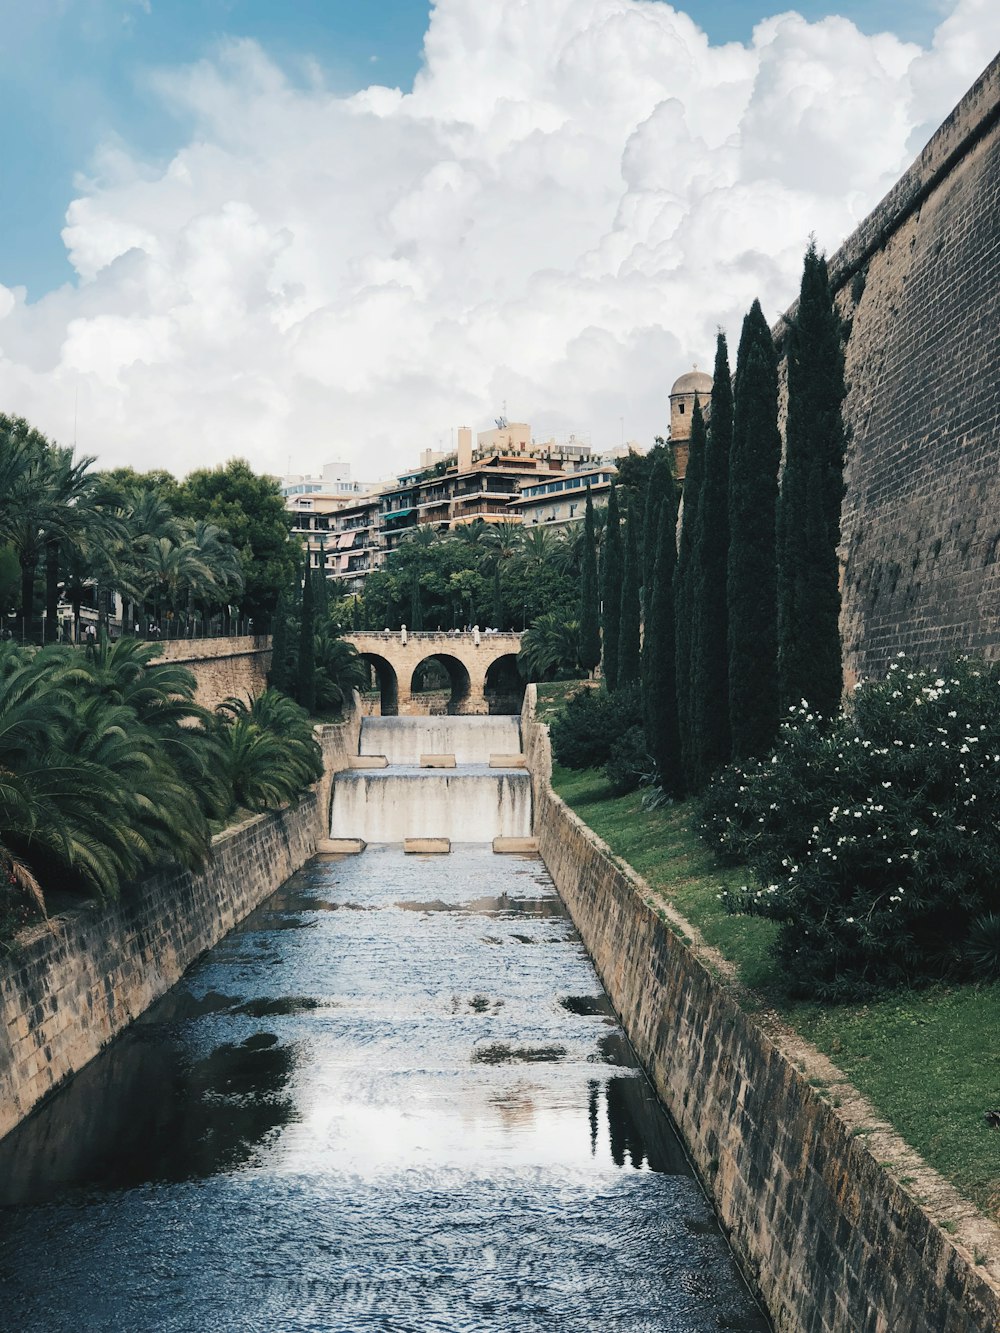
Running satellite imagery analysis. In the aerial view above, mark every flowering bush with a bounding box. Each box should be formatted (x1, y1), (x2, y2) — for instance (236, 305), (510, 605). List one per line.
(698, 656), (1000, 999)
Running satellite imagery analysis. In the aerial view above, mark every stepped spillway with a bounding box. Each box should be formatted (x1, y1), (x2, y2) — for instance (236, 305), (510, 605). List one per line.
(333, 714), (530, 843)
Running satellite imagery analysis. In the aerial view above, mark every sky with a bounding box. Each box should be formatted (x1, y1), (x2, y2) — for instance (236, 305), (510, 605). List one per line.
(0, 0), (997, 481)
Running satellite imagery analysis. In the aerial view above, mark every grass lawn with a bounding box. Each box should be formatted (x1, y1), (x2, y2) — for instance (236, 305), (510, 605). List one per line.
(534, 679), (590, 722)
(553, 762), (1000, 1222)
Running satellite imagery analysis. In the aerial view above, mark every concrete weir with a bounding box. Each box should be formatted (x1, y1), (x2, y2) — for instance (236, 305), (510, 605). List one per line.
(331, 714), (532, 844)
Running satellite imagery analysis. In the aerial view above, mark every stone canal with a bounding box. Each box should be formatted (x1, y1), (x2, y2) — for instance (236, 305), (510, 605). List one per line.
(0, 844), (768, 1331)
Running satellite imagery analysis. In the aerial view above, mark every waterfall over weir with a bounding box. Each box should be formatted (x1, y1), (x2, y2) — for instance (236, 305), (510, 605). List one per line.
(332, 715), (532, 843)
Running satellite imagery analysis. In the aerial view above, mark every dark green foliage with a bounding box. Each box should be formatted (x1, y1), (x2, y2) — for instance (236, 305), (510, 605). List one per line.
(728, 300), (782, 760)
(550, 684), (642, 771)
(616, 499), (641, 688)
(674, 398), (707, 786)
(699, 657), (1000, 999)
(578, 485), (601, 674)
(268, 589), (290, 691)
(642, 499), (683, 796)
(214, 690), (323, 814)
(690, 333), (732, 786)
(603, 725), (651, 795)
(517, 613), (580, 680)
(175, 459), (295, 627)
(601, 484), (623, 691)
(297, 564), (316, 714)
(777, 242), (848, 717)
(641, 448), (675, 597)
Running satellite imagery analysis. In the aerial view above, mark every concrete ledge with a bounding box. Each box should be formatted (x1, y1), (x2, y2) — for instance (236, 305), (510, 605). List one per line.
(492, 836), (539, 853)
(404, 837), (451, 854)
(316, 838), (367, 854)
(418, 754), (456, 768)
(347, 755), (388, 769)
(489, 754), (526, 768)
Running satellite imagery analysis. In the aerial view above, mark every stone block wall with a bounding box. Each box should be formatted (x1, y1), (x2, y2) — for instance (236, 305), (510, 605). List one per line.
(792, 53), (1000, 684)
(523, 688), (1000, 1332)
(158, 636), (272, 710)
(0, 708), (360, 1143)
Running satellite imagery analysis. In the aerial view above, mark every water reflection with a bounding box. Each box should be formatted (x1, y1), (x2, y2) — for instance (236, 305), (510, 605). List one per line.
(0, 1027), (296, 1205)
(0, 844), (768, 1332)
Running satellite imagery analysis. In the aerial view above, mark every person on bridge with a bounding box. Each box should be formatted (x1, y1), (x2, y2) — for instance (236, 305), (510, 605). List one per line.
(473, 625), (480, 645)
(400, 624), (407, 645)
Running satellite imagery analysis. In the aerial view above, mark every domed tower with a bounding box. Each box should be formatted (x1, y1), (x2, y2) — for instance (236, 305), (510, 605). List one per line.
(669, 366), (713, 484)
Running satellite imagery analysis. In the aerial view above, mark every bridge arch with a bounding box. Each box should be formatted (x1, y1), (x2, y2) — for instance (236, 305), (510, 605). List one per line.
(409, 654), (471, 715)
(484, 653), (524, 715)
(359, 653), (399, 716)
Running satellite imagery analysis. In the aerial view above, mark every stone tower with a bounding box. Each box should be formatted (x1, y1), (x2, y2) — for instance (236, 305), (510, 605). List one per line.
(669, 366), (713, 483)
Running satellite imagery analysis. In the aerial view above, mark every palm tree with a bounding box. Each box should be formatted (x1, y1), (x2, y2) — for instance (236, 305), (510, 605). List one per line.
(482, 520), (523, 626)
(517, 612), (580, 681)
(214, 690), (322, 814)
(313, 629), (369, 713)
(0, 419), (101, 641)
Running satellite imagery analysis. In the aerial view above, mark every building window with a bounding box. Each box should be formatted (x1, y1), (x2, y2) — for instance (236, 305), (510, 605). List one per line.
(679, 401), (685, 414)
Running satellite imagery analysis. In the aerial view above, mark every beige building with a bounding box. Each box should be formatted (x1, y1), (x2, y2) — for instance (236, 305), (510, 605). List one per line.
(508, 466), (616, 528)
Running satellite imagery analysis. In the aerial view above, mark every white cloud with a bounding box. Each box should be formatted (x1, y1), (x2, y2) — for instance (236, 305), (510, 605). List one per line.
(0, 0), (998, 480)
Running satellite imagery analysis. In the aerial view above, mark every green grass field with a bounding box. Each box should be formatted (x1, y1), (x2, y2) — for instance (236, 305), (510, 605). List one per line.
(552, 762), (1000, 1221)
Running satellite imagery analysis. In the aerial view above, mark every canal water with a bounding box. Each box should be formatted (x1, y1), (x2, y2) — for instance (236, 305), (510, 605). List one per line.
(0, 844), (767, 1332)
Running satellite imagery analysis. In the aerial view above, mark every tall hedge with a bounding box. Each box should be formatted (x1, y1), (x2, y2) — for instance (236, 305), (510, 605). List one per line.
(674, 397), (707, 786)
(643, 488), (683, 795)
(778, 242), (847, 717)
(579, 483), (601, 675)
(298, 561), (316, 714)
(617, 497), (641, 688)
(728, 299), (782, 759)
(690, 333), (733, 786)
(601, 482), (623, 691)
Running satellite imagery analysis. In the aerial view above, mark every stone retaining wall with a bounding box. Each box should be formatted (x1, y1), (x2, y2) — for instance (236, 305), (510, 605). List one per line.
(523, 687), (1000, 1333)
(158, 635), (271, 710)
(0, 709), (360, 1143)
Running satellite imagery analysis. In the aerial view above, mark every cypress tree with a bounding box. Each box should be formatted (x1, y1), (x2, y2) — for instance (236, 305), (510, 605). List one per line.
(642, 485), (683, 795)
(601, 483), (623, 691)
(617, 497), (641, 688)
(268, 588), (289, 692)
(298, 562), (316, 714)
(579, 483), (601, 676)
(313, 558), (329, 627)
(690, 332), (733, 786)
(642, 449), (675, 597)
(728, 300), (782, 759)
(778, 242), (847, 717)
(674, 397), (707, 786)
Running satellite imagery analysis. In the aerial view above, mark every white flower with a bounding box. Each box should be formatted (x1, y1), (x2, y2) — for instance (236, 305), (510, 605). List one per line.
(846, 916), (855, 924)
(909, 829), (918, 837)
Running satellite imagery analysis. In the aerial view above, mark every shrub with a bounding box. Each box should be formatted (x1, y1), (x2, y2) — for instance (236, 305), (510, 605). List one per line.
(603, 725), (651, 795)
(550, 684), (642, 771)
(699, 656), (1000, 999)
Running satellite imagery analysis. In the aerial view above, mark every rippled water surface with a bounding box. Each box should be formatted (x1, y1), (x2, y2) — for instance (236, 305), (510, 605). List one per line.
(0, 846), (768, 1332)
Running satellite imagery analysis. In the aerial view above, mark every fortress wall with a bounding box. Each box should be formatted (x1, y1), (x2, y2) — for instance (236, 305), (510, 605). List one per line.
(805, 52), (1000, 684)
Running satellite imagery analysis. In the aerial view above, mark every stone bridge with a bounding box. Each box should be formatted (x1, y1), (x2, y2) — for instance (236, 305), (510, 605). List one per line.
(345, 630), (523, 715)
